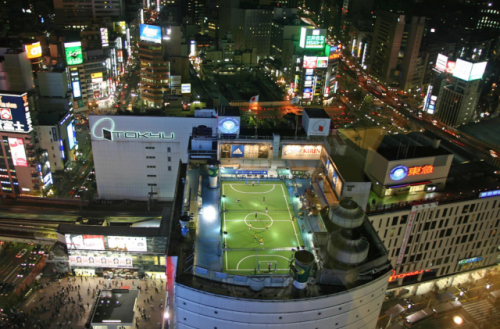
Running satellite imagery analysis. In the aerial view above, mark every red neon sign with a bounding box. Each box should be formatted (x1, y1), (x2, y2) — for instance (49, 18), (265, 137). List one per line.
(388, 269), (430, 282)
(408, 165), (433, 176)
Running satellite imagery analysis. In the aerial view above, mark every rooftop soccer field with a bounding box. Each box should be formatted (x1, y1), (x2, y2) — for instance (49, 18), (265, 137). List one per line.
(221, 181), (304, 275)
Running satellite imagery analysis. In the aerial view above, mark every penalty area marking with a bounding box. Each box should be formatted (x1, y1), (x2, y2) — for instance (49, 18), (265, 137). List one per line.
(244, 212), (273, 229)
(230, 184), (275, 194)
(235, 254), (291, 270)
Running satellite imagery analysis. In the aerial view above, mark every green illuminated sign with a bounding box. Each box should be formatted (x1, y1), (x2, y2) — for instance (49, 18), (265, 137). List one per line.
(305, 35), (325, 49)
(64, 42), (83, 66)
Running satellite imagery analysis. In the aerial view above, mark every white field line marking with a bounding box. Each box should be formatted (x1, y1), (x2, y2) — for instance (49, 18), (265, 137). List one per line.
(230, 184), (275, 194)
(223, 184), (228, 271)
(235, 254), (290, 270)
(280, 184), (300, 246)
(225, 219), (291, 222)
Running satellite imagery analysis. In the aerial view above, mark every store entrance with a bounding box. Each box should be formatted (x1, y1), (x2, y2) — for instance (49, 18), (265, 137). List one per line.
(75, 269), (95, 277)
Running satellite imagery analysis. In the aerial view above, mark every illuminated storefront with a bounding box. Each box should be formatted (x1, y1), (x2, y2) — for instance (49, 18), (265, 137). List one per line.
(60, 225), (167, 278)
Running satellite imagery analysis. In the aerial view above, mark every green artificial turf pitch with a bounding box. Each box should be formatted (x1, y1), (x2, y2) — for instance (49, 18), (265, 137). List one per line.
(221, 181), (304, 275)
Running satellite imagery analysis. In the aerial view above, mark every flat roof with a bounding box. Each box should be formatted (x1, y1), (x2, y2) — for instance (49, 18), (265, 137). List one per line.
(218, 106), (240, 117)
(304, 108), (330, 119)
(91, 289), (139, 324)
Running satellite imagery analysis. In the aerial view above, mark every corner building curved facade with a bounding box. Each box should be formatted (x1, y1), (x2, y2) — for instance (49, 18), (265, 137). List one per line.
(175, 271), (390, 329)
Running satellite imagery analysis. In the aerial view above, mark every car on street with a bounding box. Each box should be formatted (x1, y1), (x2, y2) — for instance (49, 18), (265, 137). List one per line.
(16, 249), (27, 258)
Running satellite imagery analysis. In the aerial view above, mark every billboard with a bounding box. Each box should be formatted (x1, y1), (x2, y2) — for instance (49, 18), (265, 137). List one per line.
(452, 59), (486, 81)
(65, 234), (105, 250)
(67, 121), (76, 150)
(64, 42), (83, 66)
(300, 28), (326, 49)
(100, 28), (109, 47)
(25, 42), (42, 59)
(230, 145), (245, 157)
(218, 117), (240, 134)
(470, 62), (487, 80)
(115, 21), (126, 34)
(0, 93), (33, 133)
(108, 236), (147, 252)
(69, 255), (133, 268)
(140, 24), (161, 43)
(72, 81), (81, 98)
(220, 144), (269, 158)
(305, 118), (330, 136)
(181, 83), (191, 93)
(8, 138), (28, 167)
(303, 56), (329, 69)
(91, 72), (103, 83)
(282, 145), (322, 160)
(435, 54), (448, 72)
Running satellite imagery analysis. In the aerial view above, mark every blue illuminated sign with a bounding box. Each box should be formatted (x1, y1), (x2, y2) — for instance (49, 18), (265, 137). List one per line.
(458, 257), (482, 265)
(221, 168), (268, 175)
(139, 24), (161, 43)
(0, 93), (33, 133)
(390, 165), (408, 181)
(231, 145), (245, 158)
(67, 121), (76, 150)
(479, 190), (500, 198)
(218, 117), (240, 134)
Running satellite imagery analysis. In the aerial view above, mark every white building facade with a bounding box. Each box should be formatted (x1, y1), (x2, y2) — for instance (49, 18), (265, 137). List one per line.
(90, 115), (217, 201)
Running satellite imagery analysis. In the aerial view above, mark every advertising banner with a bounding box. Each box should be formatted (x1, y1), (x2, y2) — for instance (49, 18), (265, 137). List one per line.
(69, 255), (133, 268)
(100, 28), (109, 47)
(230, 145), (245, 157)
(65, 234), (105, 250)
(25, 42), (42, 59)
(108, 236), (147, 252)
(91, 72), (103, 83)
(181, 83), (191, 93)
(282, 145), (322, 160)
(140, 24), (161, 43)
(218, 117), (240, 134)
(300, 28), (326, 49)
(221, 144), (269, 158)
(435, 54), (448, 72)
(67, 121), (76, 150)
(8, 138), (28, 167)
(64, 42), (83, 66)
(0, 93), (32, 133)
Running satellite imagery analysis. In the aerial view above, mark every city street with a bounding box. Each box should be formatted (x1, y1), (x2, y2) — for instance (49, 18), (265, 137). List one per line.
(13, 274), (167, 329)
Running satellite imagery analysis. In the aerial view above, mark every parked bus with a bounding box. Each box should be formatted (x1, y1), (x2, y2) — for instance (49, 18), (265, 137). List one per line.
(403, 307), (435, 328)
(433, 301), (462, 318)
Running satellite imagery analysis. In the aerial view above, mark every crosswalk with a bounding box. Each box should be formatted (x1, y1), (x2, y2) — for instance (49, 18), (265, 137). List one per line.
(462, 300), (494, 322)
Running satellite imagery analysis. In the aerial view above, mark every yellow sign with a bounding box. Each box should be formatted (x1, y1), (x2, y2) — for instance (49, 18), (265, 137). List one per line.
(25, 43), (42, 59)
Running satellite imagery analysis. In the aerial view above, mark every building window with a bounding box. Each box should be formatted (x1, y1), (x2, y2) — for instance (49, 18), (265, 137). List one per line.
(167, 147), (171, 152)
(168, 157), (171, 162)
(147, 165), (156, 168)
(146, 156), (155, 159)
(146, 146), (155, 149)
(147, 175), (157, 177)
(148, 183), (157, 186)
(168, 166), (172, 171)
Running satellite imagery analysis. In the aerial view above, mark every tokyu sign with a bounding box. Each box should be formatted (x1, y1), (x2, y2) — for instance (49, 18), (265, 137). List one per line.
(92, 117), (174, 141)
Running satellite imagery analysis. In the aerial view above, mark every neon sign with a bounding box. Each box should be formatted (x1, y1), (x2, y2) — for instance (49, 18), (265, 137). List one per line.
(408, 165), (433, 176)
(388, 269), (430, 282)
(390, 165), (434, 180)
(92, 118), (174, 142)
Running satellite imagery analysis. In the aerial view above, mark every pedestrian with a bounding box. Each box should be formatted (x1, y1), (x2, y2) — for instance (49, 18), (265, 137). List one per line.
(147, 298), (150, 303)
(254, 233), (257, 242)
(148, 314), (151, 321)
(260, 237), (264, 245)
(236, 199), (240, 203)
(248, 223), (252, 230)
(268, 263), (272, 272)
(265, 206), (268, 214)
(265, 223), (269, 230)
(252, 181), (255, 186)
(151, 295), (154, 301)
(255, 212), (258, 219)
(263, 196), (265, 204)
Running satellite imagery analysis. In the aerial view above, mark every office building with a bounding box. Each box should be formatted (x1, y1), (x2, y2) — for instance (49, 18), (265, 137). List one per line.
(369, 11), (406, 84)
(433, 59), (487, 127)
(53, 0), (125, 27)
(400, 16), (426, 92)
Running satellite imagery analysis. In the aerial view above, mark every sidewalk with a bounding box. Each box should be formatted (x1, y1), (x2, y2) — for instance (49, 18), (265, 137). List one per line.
(17, 275), (167, 329)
